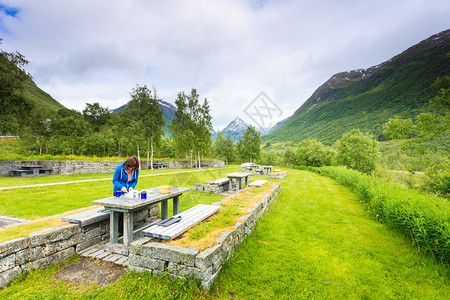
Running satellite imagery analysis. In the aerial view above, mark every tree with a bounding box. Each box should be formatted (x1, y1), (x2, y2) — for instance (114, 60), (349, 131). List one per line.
(383, 76), (449, 196)
(170, 88), (212, 168)
(52, 109), (88, 155)
(239, 126), (261, 163)
(0, 40), (32, 135)
(125, 85), (165, 169)
(214, 131), (235, 165)
(294, 138), (335, 167)
(335, 129), (380, 174)
(82, 102), (112, 132)
(283, 148), (296, 166)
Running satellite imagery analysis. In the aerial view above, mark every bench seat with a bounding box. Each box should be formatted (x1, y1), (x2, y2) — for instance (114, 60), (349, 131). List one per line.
(209, 178), (229, 186)
(141, 204), (220, 239)
(10, 170), (33, 177)
(61, 207), (110, 227)
(248, 180), (267, 187)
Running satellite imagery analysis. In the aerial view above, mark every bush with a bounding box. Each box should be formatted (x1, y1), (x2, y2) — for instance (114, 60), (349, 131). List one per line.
(305, 166), (450, 265)
(335, 129), (380, 174)
(294, 138), (335, 167)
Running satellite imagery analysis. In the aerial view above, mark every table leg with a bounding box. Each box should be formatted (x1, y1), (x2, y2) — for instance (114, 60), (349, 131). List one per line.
(161, 200), (168, 220)
(110, 211), (119, 244)
(236, 178), (241, 192)
(244, 176), (248, 188)
(123, 212), (134, 246)
(173, 196), (179, 215)
(229, 179), (232, 192)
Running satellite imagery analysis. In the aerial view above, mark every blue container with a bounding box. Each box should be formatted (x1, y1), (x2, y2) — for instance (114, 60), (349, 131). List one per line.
(116, 191), (122, 197)
(140, 191), (147, 199)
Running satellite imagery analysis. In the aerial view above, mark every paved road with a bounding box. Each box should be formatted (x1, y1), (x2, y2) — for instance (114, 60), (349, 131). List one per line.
(0, 167), (232, 191)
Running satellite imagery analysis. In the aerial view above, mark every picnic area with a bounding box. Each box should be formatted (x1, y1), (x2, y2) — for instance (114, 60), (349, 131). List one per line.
(0, 166), (449, 299)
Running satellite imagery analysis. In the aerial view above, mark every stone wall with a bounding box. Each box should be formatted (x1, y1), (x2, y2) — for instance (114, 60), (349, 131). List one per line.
(0, 160), (225, 176)
(0, 205), (159, 290)
(193, 183), (229, 194)
(268, 171), (288, 179)
(128, 183), (281, 290)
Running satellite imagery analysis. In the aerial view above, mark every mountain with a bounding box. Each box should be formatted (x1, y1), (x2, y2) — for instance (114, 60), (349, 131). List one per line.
(214, 117), (252, 142)
(23, 78), (66, 113)
(113, 100), (176, 137)
(263, 29), (450, 145)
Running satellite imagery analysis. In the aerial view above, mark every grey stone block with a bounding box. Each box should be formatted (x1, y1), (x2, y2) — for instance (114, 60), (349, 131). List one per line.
(129, 237), (153, 255)
(28, 224), (80, 247)
(84, 226), (104, 240)
(140, 243), (199, 266)
(195, 244), (222, 269)
(201, 269), (220, 290)
(128, 254), (166, 271)
(21, 247), (74, 273)
(0, 254), (15, 272)
(0, 266), (21, 289)
(128, 265), (150, 274)
(75, 236), (102, 253)
(0, 238), (28, 259)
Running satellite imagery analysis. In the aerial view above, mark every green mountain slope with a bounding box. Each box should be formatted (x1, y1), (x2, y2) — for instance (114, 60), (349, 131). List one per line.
(22, 79), (66, 112)
(264, 29), (450, 145)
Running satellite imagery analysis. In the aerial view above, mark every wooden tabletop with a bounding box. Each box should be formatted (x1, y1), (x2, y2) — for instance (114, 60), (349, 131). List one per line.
(92, 187), (191, 210)
(225, 172), (253, 178)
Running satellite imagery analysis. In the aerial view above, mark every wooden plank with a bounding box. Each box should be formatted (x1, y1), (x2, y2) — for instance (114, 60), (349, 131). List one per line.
(160, 206), (218, 238)
(209, 178), (229, 185)
(249, 180), (267, 187)
(142, 204), (219, 240)
(115, 256), (128, 265)
(61, 207), (110, 227)
(142, 205), (216, 238)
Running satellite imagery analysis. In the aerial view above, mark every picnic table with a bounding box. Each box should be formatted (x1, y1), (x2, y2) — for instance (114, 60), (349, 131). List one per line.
(10, 165), (51, 177)
(152, 162), (167, 169)
(92, 187), (190, 246)
(225, 172), (252, 192)
(263, 166), (273, 174)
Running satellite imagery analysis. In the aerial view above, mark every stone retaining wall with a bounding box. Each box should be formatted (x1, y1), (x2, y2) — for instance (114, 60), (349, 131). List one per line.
(193, 183), (229, 194)
(0, 160), (225, 176)
(0, 205), (159, 290)
(268, 171), (288, 179)
(128, 183), (281, 290)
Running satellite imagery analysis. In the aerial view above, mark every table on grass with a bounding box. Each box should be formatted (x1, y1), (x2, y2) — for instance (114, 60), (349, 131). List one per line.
(225, 172), (252, 192)
(263, 166), (273, 174)
(92, 187), (190, 246)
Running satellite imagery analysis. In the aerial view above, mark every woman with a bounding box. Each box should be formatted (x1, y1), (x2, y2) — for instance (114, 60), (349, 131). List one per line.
(112, 156), (140, 195)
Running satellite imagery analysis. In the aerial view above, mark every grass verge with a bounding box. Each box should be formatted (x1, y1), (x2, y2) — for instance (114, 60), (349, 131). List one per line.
(167, 182), (278, 250)
(306, 166), (450, 266)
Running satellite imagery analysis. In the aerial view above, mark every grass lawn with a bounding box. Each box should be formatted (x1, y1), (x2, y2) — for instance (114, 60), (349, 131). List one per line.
(0, 167), (238, 219)
(1, 168), (449, 299)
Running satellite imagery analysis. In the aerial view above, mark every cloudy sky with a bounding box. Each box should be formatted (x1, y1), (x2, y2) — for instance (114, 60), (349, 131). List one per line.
(1, 0), (449, 131)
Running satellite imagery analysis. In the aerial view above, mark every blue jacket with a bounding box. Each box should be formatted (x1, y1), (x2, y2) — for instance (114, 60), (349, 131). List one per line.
(112, 161), (139, 192)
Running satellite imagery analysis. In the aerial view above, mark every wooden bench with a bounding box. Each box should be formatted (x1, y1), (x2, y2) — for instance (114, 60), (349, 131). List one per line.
(248, 180), (267, 187)
(141, 204), (220, 240)
(39, 168), (52, 175)
(10, 169), (33, 177)
(209, 178), (229, 186)
(61, 207), (110, 227)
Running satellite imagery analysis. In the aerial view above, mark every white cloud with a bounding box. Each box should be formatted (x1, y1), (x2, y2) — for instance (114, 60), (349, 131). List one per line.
(1, 0), (449, 128)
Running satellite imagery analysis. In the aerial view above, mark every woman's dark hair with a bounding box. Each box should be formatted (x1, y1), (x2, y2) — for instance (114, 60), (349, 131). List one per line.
(125, 156), (139, 171)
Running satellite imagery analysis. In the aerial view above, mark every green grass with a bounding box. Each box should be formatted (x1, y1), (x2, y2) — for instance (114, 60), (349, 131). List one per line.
(1, 168), (449, 299)
(308, 166), (450, 265)
(0, 167), (237, 219)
